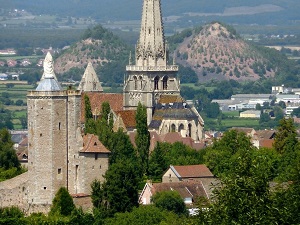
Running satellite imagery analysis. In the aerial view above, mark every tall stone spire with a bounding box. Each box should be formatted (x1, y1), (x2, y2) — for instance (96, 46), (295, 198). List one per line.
(78, 62), (103, 92)
(124, 0), (179, 124)
(136, 0), (167, 67)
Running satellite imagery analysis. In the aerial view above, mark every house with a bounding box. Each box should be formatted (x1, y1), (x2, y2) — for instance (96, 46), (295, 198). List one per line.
(139, 181), (208, 205)
(231, 127), (256, 137)
(7, 59), (17, 67)
(240, 110), (261, 118)
(252, 130), (276, 149)
(162, 164), (214, 183)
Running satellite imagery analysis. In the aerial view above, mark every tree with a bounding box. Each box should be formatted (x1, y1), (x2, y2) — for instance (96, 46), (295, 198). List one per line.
(206, 136), (276, 224)
(84, 94), (93, 120)
(96, 102), (113, 148)
(102, 159), (140, 215)
(205, 102), (221, 118)
(135, 102), (150, 174)
(291, 107), (300, 118)
(204, 130), (255, 178)
(0, 128), (20, 170)
(109, 129), (137, 165)
(148, 142), (168, 181)
(49, 187), (75, 216)
(152, 190), (187, 216)
(273, 118), (298, 155)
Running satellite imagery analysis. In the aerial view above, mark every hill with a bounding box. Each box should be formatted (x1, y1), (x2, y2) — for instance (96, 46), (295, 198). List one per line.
(175, 22), (280, 82)
(1, 0), (300, 27)
(54, 25), (132, 84)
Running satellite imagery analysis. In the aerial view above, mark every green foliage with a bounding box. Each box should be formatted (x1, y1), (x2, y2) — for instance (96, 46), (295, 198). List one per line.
(148, 142), (168, 181)
(178, 64), (198, 84)
(104, 205), (185, 225)
(273, 118), (297, 154)
(102, 159), (140, 215)
(152, 191), (187, 216)
(49, 187), (76, 217)
(148, 142), (206, 180)
(0, 128), (21, 177)
(205, 130), (257, 177)
(135, 102), (150, 174)
(109, 129), (137, 165)
(84, 94), (93, 120)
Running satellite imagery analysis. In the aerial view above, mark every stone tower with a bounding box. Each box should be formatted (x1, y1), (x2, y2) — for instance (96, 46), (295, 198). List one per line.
(123, 0), (180, 124)
(27, 52), (81, 206)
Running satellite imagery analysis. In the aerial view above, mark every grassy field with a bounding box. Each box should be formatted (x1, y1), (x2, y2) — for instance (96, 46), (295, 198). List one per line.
(223, 111), (240, 117)
(221, 118), (259, 128)
(181, 83), (216, 92)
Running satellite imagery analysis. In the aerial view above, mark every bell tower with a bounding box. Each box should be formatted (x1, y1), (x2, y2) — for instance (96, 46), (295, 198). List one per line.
(123, 0), (180, 124)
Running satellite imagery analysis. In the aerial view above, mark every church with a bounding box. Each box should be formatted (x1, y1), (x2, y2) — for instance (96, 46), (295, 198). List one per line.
(0, 0), (204, 213)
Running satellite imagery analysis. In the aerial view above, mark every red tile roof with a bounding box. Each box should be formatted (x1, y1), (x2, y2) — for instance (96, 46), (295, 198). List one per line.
(115, 110), (136, 129)
(80, 134), (110, 153)
(259, 139), (274, 149)
(81, 92), (123, 122)
(151, 181), (208, 199)
(172, 165), (214, 178)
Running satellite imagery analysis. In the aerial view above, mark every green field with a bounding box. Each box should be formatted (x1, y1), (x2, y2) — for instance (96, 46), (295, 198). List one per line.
(221, 118), (259, 128)
(181, 83), (216, 92)
(223, 111), (240, 117)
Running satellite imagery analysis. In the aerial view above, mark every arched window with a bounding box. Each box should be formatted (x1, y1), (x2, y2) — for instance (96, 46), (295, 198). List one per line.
(179, 124), (184, 132)
(154, 76), (159, 90)
(163, 76), (168, 90)
(139, 76), (143, 90)
(171, 124), (176, 132)
(134, 76), (138, 90)
(188, 124), (192, 137)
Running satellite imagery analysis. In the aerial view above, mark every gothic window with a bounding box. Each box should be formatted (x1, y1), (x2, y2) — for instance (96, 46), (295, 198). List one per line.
(134, 76), (138, 90)
(163, 76), (168, 90)
(188, 124), (192, 137)
(171, 124), (176, 132)
(154, 76), (159, 90)
(139, 76), (143, 90)
(179, 124), (184, 132)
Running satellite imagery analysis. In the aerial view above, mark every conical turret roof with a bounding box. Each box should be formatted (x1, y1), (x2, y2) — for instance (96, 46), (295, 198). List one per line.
(78, 62), (103, 92)
(36, 52), (62, 91)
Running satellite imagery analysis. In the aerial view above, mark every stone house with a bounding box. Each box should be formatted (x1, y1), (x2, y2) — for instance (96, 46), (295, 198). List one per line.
(139, 181), (208, 205)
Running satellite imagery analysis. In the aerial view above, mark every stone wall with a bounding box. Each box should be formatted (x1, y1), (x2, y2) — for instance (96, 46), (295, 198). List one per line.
(0, 172), (28, 211)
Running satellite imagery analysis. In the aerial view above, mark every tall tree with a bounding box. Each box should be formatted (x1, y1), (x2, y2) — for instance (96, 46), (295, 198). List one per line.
(49, 187), (75, 216)
(135, 102), (150, 174)
(96, 102), (113, 148)
(273, 118), (298, 154)
(102, 159), (140, 215)
(84, 95), (96, 134)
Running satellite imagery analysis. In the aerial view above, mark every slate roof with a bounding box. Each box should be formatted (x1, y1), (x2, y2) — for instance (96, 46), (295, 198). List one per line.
(171, 165), (214, 178)
(80, 134), (110, 153)
(36, 78), (62, 91)
(149, 94), (198, 129)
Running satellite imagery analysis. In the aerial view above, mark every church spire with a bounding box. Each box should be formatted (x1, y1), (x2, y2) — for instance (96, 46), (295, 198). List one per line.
(78, 62), (103, 92)
(136, 0), (167, 67)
